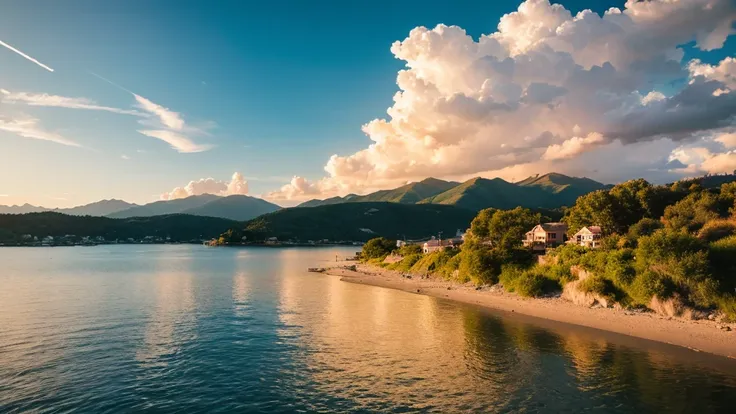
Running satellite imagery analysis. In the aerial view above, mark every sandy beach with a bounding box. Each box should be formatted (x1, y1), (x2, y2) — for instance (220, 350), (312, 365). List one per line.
(324, 262), (736, 359)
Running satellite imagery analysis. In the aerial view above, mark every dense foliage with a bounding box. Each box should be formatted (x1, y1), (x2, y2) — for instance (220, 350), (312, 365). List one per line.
(0, 212), (236, 242)
(362, 237), (397, 260)
(375, 175), (736, 319)
(219, 202), (476, 243)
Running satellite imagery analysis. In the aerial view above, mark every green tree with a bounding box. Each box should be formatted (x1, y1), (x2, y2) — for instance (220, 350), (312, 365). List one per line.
(361, 237), (396, 260)
(487, 207), (540, 250)
(663, 191), (726, 233)
(468, 208), (497, 240)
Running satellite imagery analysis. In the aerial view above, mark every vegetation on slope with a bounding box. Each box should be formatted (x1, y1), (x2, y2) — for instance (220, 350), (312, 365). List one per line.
(368, 178), (736, 320)
(0, 212), (236, 242)
(219, 202), (477, 243)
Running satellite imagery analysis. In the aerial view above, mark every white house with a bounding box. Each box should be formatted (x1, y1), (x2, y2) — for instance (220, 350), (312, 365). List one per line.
(522, 223), (568, 251)
(570, 226), (602, 248)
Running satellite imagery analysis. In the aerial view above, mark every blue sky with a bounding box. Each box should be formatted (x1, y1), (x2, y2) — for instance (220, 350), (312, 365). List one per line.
(1, 0), (734, 207)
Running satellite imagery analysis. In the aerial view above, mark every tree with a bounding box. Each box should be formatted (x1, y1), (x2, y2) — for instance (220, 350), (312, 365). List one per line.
(663, 191), (726, 233)
(487, 207), (541, 250)
(468, 208), (497, 240)
(361, 237), (396, 260)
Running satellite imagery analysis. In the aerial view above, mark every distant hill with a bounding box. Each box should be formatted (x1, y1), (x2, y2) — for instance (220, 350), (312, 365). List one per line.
(108, 194), (222, 218)
(674, 174), (736, 189)
(298, 173), (605, 211)
(181, 195), (281, 221)
(298, 178), (458, 207)
(224, 202), (477, 242)
(0, 212), (236, 242)
(0, 199), (138, 216)
(515, 173), (610, 206)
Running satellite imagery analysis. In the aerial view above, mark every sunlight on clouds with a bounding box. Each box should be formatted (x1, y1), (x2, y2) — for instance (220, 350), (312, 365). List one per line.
(138, 130), (212, 154)
(160, 172), (249, 200)
(1, 89), (143, 116)
(0, 117), (81, 147)
(269, 0), (736, 202)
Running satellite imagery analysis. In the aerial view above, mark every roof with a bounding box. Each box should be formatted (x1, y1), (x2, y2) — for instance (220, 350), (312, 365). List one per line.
(575, 226), (602, 235)
(540, 222), (568, 231)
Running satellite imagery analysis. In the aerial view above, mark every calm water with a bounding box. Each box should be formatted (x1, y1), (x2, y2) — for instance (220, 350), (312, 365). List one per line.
(1, 246), (736, 413)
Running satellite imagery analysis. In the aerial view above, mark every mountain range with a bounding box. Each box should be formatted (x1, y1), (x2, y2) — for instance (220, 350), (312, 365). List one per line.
(0, 194), (281, 222)
(299, 173), (609, 211)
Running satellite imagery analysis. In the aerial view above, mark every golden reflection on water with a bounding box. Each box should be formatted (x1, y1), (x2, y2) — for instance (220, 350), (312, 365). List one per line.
(135, 265), (196, 368)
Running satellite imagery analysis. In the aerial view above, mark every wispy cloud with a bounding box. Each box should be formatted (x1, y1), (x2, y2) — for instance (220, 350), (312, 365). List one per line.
(0, 39), (54, 72)
(1, 89), (143, 116)
(134, 95), (185, 130)
(121, 154), (131, 160)
(138, 130), (211, 153)
(0, 117), (81, 147)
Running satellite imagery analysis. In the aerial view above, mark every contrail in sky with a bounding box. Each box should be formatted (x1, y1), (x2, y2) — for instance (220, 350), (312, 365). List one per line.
(88, 71), (135, 94)
(0, 39), (54, 72)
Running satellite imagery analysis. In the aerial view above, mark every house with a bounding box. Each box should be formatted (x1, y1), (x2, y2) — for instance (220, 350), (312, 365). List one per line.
(522, 222), (568, 251)
(396, 240), (406, 248)
(570, 226), (602, 248)
(422, 236), (463, 254)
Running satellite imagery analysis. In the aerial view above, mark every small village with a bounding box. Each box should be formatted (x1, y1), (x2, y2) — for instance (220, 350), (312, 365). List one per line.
(395, 222), (603, 256)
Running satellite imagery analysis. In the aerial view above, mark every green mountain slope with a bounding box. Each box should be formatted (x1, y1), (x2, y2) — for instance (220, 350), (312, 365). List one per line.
(419, 177), (556, 210)
(225, 202), (476, 242)
(516, 173), (608, 206)
(181, 195), (280, 221)
(297, 178), (458, 207)
(0, 212), (236, 242)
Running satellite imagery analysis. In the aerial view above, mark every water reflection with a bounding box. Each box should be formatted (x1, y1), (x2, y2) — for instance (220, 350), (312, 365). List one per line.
(1, 246), (736, 413)
(135, 262), (197, 368)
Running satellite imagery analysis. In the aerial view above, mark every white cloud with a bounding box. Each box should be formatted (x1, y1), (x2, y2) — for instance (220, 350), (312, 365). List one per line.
(0, 39), (54, 72)
(134, 94), (185, 130)
(0, 89), (142, 116)
(161, 172), (250, 200)
(0, 117), (80, 147)
(267, 0), (736, 201)
(121, 154), (130, 160)
(542, 132), (605, 160)
(133, 94), (212, 153)
(688, 57), (736, 89)
(138, 130), (212, 153)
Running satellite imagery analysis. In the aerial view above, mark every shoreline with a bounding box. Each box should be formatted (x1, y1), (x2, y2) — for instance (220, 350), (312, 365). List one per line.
(325, 263), (736, 359)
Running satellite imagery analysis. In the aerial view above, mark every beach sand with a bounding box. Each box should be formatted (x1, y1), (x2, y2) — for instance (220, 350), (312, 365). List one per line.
(325, 262), (736, 359)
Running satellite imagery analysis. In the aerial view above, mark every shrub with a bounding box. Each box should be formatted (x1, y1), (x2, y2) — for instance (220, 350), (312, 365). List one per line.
(629, 270), (674, 305)
(513, 270), (553, 297)
(603, 249), (636, 287)
(389, 253), (422, 272)
(697, 219), (736, 242)
(397, 243), (423, 256)
(458, 247), (501, 285)
(628, 218), (663, 239)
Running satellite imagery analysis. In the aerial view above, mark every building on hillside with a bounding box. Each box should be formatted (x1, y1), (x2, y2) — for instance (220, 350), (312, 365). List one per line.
(422, 237), (462, 254)
(522, 223), (568, 251)
(570, 226), (602, 248)
(396, 240), (406, 248)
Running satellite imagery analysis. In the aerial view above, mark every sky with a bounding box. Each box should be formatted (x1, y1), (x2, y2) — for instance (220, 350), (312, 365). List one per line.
(0, 0), (734, 208)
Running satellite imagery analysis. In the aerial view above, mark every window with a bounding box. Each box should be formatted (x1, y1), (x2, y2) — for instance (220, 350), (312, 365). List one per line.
(549, 233), (556, 239)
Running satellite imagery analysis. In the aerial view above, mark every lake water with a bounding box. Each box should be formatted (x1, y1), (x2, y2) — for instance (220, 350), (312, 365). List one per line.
(1, 245), (736, 413)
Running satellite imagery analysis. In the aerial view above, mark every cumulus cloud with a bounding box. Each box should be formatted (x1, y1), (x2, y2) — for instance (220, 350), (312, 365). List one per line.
(0, 116), (80, 147)
(160, 172), (249, 200)
(0, 39), (54, 72)
(267, 0), (736, 202)
(0, 89), (143, 116)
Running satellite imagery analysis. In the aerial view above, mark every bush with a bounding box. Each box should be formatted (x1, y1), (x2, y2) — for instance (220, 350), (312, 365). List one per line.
(514, 271), (552, 297)
(388, 253), (422, 272)
(458, 247), (501, 285)
(628, 218), (663, 239)
(603, 249), (636, 287)
(397, 243), (423, 256)
(697, 219), (736, 242)
(629, 270), (674, 305)
(362, 237), (396, 260)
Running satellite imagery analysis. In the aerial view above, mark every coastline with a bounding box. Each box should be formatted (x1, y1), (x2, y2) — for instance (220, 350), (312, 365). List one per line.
(325, 262), (736, 359)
